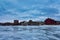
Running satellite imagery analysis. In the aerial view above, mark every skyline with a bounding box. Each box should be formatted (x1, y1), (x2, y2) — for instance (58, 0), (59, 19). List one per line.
(0, 0), (60, 22)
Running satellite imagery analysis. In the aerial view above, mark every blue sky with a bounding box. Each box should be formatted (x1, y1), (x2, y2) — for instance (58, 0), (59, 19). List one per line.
(0, 0), (60, 22)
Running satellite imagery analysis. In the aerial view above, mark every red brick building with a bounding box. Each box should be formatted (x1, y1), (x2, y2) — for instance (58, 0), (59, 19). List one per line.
(44, 18), (56, 25)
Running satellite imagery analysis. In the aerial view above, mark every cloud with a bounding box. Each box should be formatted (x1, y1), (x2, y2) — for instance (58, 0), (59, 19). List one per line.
(54, 13), (60, 16)
(0, 0), (60, 22)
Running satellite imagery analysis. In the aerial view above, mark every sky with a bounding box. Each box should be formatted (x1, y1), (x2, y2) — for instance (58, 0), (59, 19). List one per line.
(0, 0), (60, 22)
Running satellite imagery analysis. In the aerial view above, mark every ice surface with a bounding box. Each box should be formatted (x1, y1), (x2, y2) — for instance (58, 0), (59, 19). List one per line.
(0, 25), (60, 40)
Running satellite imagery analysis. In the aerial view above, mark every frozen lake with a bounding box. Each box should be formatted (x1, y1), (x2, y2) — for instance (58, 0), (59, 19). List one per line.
(0, 25), (60, 40)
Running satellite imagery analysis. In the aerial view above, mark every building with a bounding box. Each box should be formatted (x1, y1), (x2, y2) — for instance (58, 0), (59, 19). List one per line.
(27, 20), (40, 25)
(14, 20), (19, 25)
(44, 18), (56, 25)
(55, 21), (60, 25)
(20, 21), (27, 26)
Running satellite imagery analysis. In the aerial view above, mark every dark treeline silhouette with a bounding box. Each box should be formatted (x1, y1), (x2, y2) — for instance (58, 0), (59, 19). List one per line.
(0, 18), (60, 26)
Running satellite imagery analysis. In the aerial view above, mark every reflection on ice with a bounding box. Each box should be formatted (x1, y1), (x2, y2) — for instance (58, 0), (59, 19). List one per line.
(0, 25), (60, 40)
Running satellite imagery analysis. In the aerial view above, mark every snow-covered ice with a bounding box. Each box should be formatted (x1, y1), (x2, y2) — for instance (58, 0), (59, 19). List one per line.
(0, 25), (60, 40)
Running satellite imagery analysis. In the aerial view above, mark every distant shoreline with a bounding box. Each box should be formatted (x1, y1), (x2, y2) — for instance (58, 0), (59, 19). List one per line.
(0, 25), (60, 26)
(0, 18), (60, 26)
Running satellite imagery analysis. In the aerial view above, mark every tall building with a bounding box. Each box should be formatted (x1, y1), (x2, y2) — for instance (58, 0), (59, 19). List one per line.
(14, 20), (19, 25)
